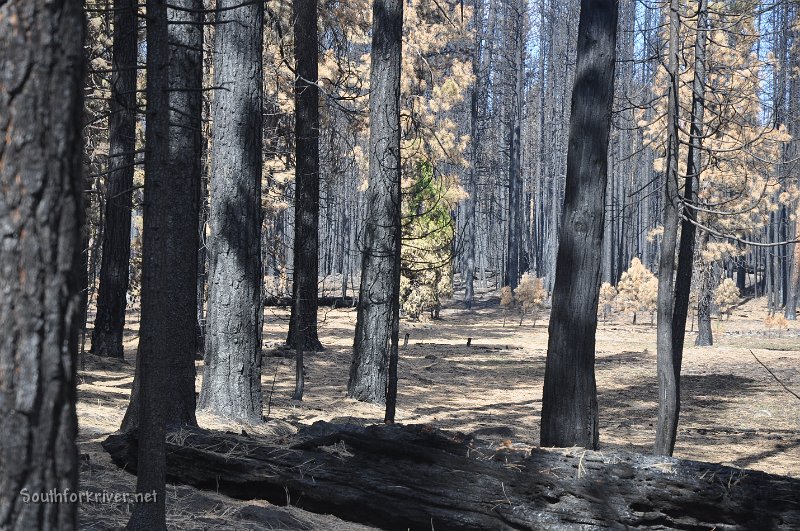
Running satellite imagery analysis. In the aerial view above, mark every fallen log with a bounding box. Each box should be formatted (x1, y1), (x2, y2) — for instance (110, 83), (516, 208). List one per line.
(103, 422), (800, 530)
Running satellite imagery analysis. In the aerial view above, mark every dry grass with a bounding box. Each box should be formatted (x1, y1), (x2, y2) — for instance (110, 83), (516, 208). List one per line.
(76, 291), (800, 529)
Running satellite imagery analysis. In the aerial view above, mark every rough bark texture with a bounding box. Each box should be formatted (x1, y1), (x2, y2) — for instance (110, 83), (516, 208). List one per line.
(504, 20), (524, 289)
(348, 0), (403, 408)
(199, 0), (264, 423)
(463, 0), (482, 310)
(540, 0), (618, 450)
(695, 246), (714, 347)
(125, 1), (174, 527)
(91, 0), (138, 359)
(786, 222), (800, 320)
(0, 2), (84, 529)
(121, 0), (202, 435)
(287, 0), (323, 352)
(654, 0), (682, 457)
(104, 422), (800, 531)
(671, 0), (706, 363)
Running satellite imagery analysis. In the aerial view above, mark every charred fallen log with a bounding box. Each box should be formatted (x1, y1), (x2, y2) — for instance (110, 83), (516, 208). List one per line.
(103, 422), (800, 530)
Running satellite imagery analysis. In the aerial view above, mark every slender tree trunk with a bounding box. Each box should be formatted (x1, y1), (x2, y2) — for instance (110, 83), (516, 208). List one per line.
(654, 0), (681, 457)
(287, 0), (323, 352)
(464, 0), (483, 310)
(505, 8), (524, 289)
(787, 215), (800, 320)
(199, 0), (265, 424)
(540, 0), (618, 450)
(671, 0), (707, 380)
(91, 0), (138, 359)
(0, 2), (84, 529)
(121, 0), (202, 435)
(126, 0), (203, 526)
(348, 0), (403, 418)
(784, 64), (799, 318)
(126, 1), (171, 527)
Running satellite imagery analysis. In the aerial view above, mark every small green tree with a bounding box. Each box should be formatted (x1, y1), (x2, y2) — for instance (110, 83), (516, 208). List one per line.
(399, 161), (455, 320)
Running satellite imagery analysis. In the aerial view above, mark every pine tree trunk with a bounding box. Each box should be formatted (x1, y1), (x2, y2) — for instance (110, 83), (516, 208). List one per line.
(695, 246), (714, 347)
(463, 0), (482, 310)
(0, 2), (84, 528)
(287, 0), (323, 352)
(127, 5), (170, 525)
(654, 0), (681, 457)
(671, 0), (706, 386)
(784, 42), (799, 319)
(91, 0), (138, 359)
(737, 259), (746, 291)
(121, 0), (202, 435)
(125, 0), (203, 527)
(199, 0), (265, 423)
(349, 0), (403, 414)
(786, 216), (800, 320)
(540, 0), (618, 450)
(505, 13), (524, 289)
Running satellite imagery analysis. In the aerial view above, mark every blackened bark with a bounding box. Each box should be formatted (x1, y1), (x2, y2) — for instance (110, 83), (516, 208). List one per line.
(671, 0), (706, 396)
(105, 423), (800, 531)
(91, 0), (138, 360)
(0, 2), (84, 529)
(736, 259), (746, 291)
(654, 0), (681, 457)
(199, 0), (264, 423)
(463, 0), (482, 310)
(126, 0), (182, 527)
(785, 48), (799, 319)
(540, 0), (618, 449)
(505, 17), (524, 289)
(349, 0), (403, 414)
(121, 0), (202, 436)
(287, 0), (323, 352)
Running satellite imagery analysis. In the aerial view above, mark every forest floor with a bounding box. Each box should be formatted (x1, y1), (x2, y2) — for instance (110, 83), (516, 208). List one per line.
(76, 289), (800, 529)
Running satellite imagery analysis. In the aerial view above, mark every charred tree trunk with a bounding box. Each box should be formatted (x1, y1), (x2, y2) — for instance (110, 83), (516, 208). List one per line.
(199, 0), (265, 423)
(126, 4), (171, 526)
(540, 0), (618, 449)
(670, 0), (706, 401)
(91, 0), (138, 359)
(654, 0), (681, 457)
(287, 0), (323, 352)
(348, 0), (403, 416)
(463, 0), (482, 310)
(124, 0), (204, 526)
(505, 15), (524, 289)
(785, 70), (799, 319)
(121, 0), (202, 435)
(0, 2), (84, 528)
(787, 217), (800, 320)
(736, 258), (746, 292)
